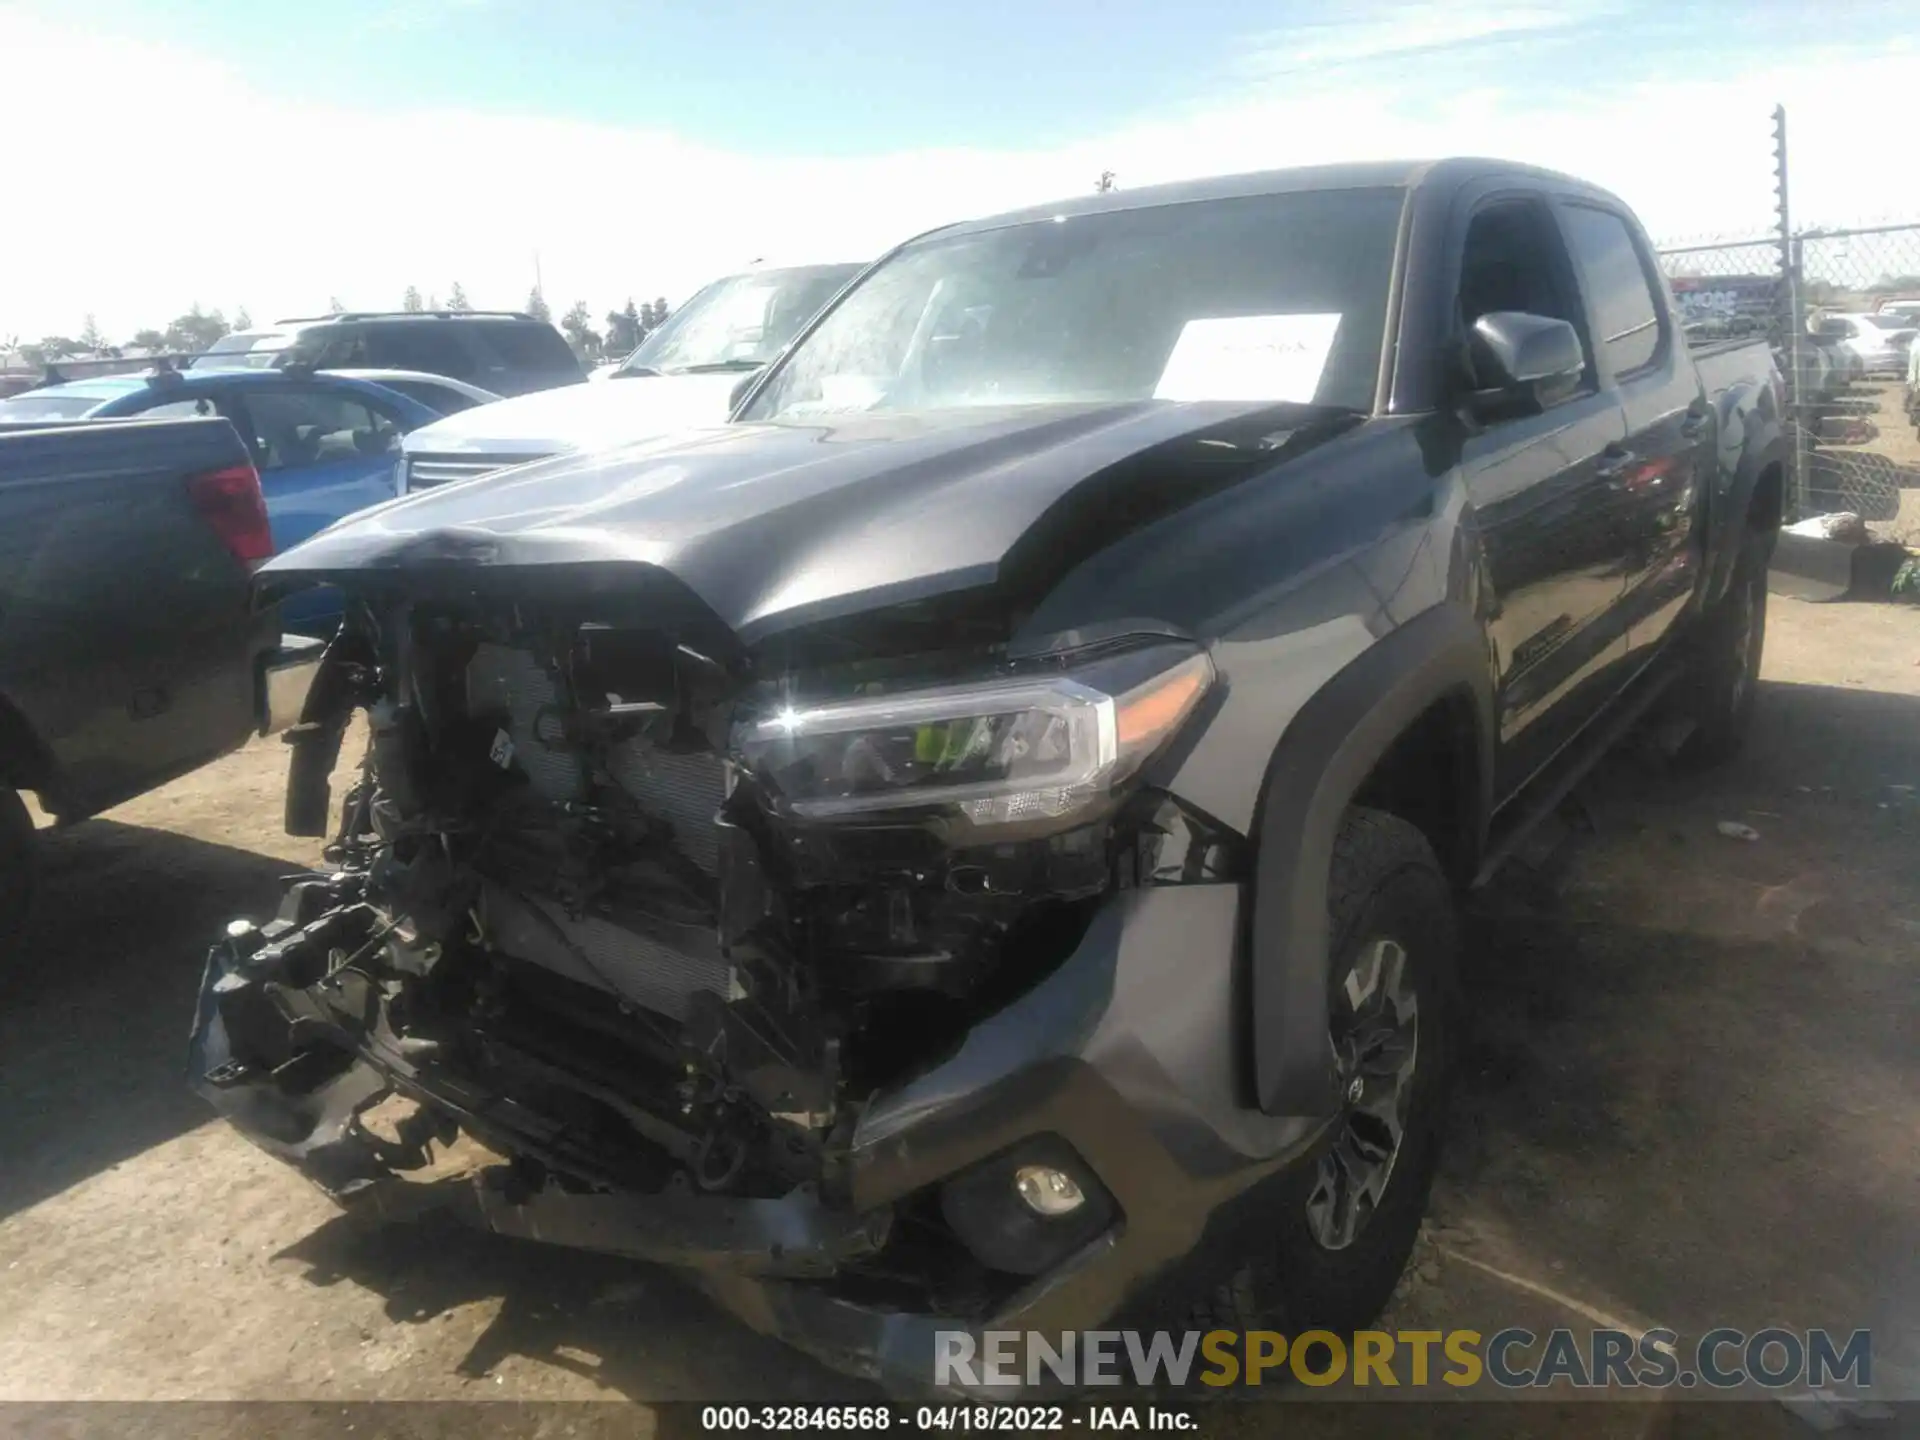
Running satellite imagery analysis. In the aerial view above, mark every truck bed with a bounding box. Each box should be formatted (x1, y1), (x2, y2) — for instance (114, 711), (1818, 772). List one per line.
(0, 417), (292, 819)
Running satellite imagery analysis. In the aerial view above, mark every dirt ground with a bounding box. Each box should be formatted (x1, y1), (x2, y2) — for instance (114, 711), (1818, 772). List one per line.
(1, 594), (1916, 1433)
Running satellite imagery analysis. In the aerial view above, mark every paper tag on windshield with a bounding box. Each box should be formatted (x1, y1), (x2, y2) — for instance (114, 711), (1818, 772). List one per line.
(1153, 314), (1342, 403)
(776, 374), (886, 420)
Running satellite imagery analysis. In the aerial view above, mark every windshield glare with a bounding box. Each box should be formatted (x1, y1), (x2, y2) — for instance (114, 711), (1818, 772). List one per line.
(742, 188), (1406, 423)
(185, 333), (291, 369)
(0, 393), (103, 420)
(620, 266), (862, 376)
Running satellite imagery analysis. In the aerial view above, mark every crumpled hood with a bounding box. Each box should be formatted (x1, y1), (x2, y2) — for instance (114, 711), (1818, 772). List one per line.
(399, 372), (741, 458)
(268, 400), (1359, 643)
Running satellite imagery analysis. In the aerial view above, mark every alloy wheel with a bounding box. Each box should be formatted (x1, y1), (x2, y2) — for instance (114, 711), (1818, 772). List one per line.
(1305, 937), (1420, 1251)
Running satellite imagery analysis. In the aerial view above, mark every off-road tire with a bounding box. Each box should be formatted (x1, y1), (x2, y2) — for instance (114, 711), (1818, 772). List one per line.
(1181, 806), (1458, 1342)
(1679, 530), (1770, 768)
(0, 787), (36, 960)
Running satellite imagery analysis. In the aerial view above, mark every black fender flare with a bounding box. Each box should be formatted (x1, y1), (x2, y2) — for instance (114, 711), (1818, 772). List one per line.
(283, 628), (374, 837)
(1703, 423), (1787, 609)
(1249, 601), (1494, 1117)
(0, 690), (60, 805)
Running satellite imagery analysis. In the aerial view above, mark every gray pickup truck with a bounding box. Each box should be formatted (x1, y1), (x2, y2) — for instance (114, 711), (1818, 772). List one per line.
(0, 417), (320, 956)
(192, 159), (1784, 1393)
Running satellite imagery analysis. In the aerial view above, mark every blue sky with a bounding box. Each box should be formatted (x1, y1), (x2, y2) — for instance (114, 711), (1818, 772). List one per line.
(72, 0), (1258, 154)
(3, 0), (1915, 337)
(64, 0), (1907, 152)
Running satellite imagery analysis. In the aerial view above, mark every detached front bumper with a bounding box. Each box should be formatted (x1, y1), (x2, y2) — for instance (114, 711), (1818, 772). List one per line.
(189, 879), (1323, 1396)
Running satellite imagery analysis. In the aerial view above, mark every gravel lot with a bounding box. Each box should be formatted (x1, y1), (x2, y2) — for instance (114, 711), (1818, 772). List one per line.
(2, 594), (1916, 1434)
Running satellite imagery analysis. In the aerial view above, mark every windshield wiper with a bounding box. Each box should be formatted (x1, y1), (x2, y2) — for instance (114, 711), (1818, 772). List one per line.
(670, 360), (766, 375)
(615, 365), (663, 378)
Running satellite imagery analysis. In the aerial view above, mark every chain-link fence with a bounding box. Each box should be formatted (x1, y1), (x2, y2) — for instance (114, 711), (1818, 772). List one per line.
(1791, 225), (1920, 539)
(1651, 144), (1920, 541)
(1658, 237), (1788, 350)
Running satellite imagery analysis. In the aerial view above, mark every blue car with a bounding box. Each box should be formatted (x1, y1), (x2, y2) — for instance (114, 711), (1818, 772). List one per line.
(0, 368), (441, 633)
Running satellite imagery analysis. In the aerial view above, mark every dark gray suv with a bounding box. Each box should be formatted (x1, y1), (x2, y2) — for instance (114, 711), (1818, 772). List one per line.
(189, 311), (583, 396)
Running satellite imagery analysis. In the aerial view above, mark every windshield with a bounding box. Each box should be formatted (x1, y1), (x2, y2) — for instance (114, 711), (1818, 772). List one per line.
(741, 188), (1406, 423)
(0, 392), (104, 420)
(618, 265), (863, 376)
(185, 331), (293, 369)
(1859, 312), (1917, 331)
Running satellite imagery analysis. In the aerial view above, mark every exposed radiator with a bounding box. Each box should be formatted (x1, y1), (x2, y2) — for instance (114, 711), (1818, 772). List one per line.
(463, 643), (729, 874)
(479, 884), (730, 1020)
(465, 642), (586, 800)
(606, 741), (726, 876)
(461, 643), (733, 1018)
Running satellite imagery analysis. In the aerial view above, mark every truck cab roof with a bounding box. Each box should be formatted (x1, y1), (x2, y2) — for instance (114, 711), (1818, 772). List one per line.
(939, 158), (1623, 238)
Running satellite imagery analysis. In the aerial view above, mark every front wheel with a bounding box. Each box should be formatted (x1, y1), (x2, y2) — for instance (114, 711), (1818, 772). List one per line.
(1185, 807), (1458, 1338)
(0, 787), (37, 960)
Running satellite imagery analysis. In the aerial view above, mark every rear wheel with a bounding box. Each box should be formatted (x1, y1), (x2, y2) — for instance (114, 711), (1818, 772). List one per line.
(1680, 531), (1769, 767)
(0, 787), (36, 960)
(1185, 807), (1458, 1339)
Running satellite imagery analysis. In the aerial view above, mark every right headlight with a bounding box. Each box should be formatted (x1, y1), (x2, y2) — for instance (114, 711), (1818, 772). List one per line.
(735, 646), (1214, 826)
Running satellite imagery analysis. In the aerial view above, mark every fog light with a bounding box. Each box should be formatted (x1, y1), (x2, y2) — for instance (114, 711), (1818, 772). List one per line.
(1014, 1164), (1086, 1217)
(941, 1138), (1115, 1276)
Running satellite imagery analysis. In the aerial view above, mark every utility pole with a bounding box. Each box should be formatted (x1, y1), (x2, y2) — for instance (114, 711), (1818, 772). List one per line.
(1772, 104), (1807, 516)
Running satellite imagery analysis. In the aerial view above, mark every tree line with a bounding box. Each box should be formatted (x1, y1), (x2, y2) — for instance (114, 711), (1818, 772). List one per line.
(8, 304), (243, 369)
(551, 294), (672, 363)
(9, 282), (673, 371)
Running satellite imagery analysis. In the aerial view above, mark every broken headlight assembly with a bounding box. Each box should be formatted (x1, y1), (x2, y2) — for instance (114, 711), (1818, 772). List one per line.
(736, 645), (1214, 826)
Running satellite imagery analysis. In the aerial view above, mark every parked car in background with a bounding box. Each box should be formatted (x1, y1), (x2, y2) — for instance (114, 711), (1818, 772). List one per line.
(1907, 327), (1920, 429)
(319, 368), (500, 415)
(0, 417), (317, 960)
(398, 261), (865, 492)
(0, 367), (440, 634)
(187, 311), (583, 396)
(1871, 296), (1920, 327)
(204, 159), (1786, 1391)
(1811, 311), (1916, 376)
(1781, 335), (1846, 405)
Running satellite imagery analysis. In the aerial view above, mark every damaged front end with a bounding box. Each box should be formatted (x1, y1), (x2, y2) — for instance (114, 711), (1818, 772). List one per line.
(192, 575), (1266, 1382)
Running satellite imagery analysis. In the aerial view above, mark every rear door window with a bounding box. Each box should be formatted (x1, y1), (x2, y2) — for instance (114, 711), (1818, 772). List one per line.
(137, 396), (226, 419)
(1558, 204), (1666, 376)
(470, 321), (579, 373)
(308, 328), (371, 368)
(239, 389), (401, 469)
(364, 325), (478, 379)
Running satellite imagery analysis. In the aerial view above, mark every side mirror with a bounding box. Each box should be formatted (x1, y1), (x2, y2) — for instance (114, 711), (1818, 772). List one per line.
(728, 369), (763, 414)
(1464, 311), (1585, 418)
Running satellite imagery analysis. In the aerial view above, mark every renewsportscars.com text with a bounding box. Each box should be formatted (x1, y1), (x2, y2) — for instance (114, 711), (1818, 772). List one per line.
(934, 1327), (1872, 1391)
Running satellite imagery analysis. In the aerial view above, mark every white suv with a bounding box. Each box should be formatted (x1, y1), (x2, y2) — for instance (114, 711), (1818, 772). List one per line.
(399, 262), (865, 493)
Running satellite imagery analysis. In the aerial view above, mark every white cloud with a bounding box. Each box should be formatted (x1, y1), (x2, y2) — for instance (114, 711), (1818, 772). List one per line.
(0, 7), (1913, 341)
(1238, 3), (1600, 75)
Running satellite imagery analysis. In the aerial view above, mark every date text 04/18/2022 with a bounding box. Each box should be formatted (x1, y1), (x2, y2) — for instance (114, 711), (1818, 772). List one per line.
(698, 1405), (1197, 1431)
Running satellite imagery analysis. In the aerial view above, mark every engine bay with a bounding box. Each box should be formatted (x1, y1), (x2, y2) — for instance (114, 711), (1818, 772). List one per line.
(206, 594), (1129, 1229)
